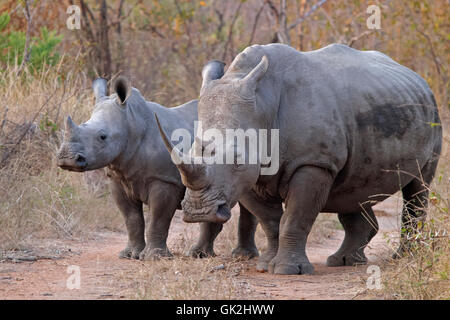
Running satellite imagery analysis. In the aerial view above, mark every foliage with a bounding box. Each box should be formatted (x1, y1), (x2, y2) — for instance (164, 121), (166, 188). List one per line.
(0, 13), (62, 73)
(0, 0), (448, 300)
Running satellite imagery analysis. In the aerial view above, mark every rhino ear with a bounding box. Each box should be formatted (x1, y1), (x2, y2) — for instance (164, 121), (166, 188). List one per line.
(240, 55), (269, 93)
(114, 76), (131, 105)
(92, 78), (108, 103)
(200, 60), (226, 95)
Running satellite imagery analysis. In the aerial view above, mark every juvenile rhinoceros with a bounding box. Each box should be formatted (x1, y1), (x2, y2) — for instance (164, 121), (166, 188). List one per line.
(157, 44), (442, 274)
(56, 61), (259, 260)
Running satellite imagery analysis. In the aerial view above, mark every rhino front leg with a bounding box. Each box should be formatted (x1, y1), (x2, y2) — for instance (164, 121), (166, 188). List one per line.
(111, 181), (145, 259)
(190, 202), (259, 259)
(139, 182), (181, 260)
(238, 191), (283, 272)
(232, 203), (259, 259)
(189, 223), (223, 258)
(269, 166), (333, 275)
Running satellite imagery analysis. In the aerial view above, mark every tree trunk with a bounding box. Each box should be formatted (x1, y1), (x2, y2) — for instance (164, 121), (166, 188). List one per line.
(98, 0), (111, 78)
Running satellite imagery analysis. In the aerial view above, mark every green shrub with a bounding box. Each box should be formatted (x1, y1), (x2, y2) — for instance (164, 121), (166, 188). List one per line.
(0, 13), (62, 72)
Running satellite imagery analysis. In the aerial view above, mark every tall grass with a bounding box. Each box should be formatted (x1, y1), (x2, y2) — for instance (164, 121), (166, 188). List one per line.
(379, 161), (449, 300)
(0, 61), (122, 251)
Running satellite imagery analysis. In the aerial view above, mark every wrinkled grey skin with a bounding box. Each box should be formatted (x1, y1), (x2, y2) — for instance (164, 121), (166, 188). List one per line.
(158, 44), (442, 274)
(56, 61), (259, 260)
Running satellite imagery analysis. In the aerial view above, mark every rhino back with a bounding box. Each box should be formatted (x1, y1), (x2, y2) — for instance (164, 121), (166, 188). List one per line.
(242, 44), (441, 212)
(108, 94), (198, 204)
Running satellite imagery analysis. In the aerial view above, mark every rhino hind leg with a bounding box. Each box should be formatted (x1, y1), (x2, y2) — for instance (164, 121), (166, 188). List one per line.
(190, 203), (259, 259)
(326, 208), (379, 267)
(139, 183), (181, 261)
(232, 203), (259, 259)
(394, 158), (438, 259)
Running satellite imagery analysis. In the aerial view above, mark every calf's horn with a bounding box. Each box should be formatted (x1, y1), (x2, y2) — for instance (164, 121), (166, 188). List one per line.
(64, 116), (77, 138)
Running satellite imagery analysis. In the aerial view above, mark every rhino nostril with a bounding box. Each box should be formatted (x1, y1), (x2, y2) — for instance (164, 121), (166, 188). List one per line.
(75, 154), (86, 167)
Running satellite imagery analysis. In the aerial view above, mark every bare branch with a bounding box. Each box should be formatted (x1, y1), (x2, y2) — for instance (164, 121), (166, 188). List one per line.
(277, 0), (290, 44)
(222, 1), (244, 61)
(174, 0), (193, 46)
(98, 0), (112, 78)
(248, 2), (266, 46)
(116, 0), (125, 34)
(0, 89), (57, 167)
(16, 0), (36, 77)
(403, 1), (447, 84)
(288, 0), (328, 31)
(79, 0), (97, 43)
(265, 0), (279, 21)
(214, 8), (224, 36)
(108, 0), (143, 28)
(347, 30), (373, 48)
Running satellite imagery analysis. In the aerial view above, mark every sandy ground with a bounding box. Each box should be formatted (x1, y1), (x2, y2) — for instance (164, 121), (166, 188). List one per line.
(0, 196), (403, 300)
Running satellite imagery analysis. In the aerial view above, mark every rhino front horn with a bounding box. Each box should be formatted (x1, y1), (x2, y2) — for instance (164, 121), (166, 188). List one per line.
(154, 113), (204, 184)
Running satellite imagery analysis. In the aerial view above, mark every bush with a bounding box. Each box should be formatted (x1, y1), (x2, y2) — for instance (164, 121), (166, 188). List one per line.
(0, 13), (62, 73)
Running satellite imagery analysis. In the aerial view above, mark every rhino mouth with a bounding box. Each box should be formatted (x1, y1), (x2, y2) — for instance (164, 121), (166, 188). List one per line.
(57, 154), (88, 172)
(182, 199), (231, 224)
(181, 188), (232, 224)
(216, 203), (232, 222)
(59, 165), (86, 172)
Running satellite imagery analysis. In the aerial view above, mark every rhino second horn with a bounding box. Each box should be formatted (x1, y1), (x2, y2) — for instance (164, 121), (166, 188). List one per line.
(239, 55), (269, 94)
(65, 116), (77, 135)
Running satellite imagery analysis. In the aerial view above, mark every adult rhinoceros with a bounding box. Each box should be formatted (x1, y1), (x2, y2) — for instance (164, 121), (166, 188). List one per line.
(157, 44), (442, 275)
(56, 61), (259, 260)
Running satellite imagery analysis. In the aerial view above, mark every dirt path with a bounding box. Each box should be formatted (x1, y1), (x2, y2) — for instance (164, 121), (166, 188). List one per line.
(0, 196), (402, 300)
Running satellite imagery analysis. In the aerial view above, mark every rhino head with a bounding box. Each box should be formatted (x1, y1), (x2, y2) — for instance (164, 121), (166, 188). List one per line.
(56, 77), (132, 172)
(157, 55), (270, 224)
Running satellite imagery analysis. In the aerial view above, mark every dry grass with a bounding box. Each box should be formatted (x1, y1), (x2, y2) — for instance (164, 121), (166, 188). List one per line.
(117, 212), (340, 300)
(126, 257), (251, 300)
(379, 164), (450, 299)
(361, 127), (450, 300)
(0, 61), (123, 251)
(0, 49), (448, 299)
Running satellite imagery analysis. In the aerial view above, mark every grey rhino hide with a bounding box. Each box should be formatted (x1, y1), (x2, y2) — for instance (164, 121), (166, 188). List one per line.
(167, 43), (442, 274)
(56, 61), (259, 260)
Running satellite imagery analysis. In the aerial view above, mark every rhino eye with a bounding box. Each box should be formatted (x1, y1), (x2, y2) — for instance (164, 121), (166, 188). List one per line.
(98, 130), (107, 141)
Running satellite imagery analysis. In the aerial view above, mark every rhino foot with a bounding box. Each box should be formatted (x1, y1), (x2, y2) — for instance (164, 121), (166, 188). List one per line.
(268, 254), (314, 275)
(119, 244), (145, 260)
(139, 246), (172, 261)
(256, 261), (268, 272)
(392, 241), (412, 260)
(255, 250), (277, 272)
(189, 244), (216, 258)
(232, 246), (259, 259)
(326, 252), (367, 267)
